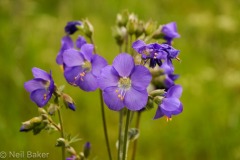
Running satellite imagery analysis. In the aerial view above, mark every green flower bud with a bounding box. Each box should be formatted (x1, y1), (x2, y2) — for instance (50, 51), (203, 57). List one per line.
(62, 93), (76, 111)
(20, 120), (33, 132)
(144, 20), (157, 36)
(81, 19), (94, 38)
(152, 25), (164, 39)
(126, 13), (138, 35)
(116, 10), (129, 26)
(38, 108), (47, 115)
(32, 119), (48, 135)
(135, 20), (144, 38)
(153, 96), (164, 105)
(56, 138), (66, 147)
(149, 89), (166, 97)
(128, 128), (139, 141)
(112, 26), (127, 46)
(48, 103), (59, 115)
(66, 146), (77, 155)
(145, 97), (154, 110)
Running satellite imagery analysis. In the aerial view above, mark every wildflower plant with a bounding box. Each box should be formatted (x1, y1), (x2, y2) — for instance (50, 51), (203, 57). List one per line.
(21, 10), (183, 160)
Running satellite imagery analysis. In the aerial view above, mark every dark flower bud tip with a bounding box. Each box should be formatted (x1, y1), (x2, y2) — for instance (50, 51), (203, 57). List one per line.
(83, 142), (91, 158)
(65, 21), (82, 35)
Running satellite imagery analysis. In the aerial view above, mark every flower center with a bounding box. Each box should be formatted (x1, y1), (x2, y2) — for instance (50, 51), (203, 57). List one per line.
(116, 77), (131, 101)
(82, 61), (92, 72)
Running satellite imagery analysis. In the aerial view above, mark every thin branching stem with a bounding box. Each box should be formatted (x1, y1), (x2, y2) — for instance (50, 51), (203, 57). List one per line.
(131, 112), (141, 160)
(122, 109), (131, 160)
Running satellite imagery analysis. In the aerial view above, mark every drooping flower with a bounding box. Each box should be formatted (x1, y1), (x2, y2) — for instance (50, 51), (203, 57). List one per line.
(56, 36), (87, 66)
(132, 40), (180, 69)
(154, 85), (183, 119)
(98, 53), (152, 111)
(24, 68), (54, 107)
(65, 21), (82, 35)
(161, 22), (180, 45)
(63, 44), (107, 91)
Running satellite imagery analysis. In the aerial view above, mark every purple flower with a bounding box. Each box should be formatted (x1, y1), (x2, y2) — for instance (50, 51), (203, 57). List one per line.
(56, 36), (87, 65)
(24, 68), (54, 107)
(63, 44), (107, 91)
(98, 53), (152, 111)
(132, 40), (180, 69)
(154, 85), (183, 119)
(164, 73), (179, 89)
(161, 22), (180, 45)
(65, 21), (82, 35)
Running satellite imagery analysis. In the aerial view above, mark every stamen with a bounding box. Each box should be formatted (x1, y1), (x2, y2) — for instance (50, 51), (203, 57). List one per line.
(43, 94), (47, 100)
(166, 116), (172, 122)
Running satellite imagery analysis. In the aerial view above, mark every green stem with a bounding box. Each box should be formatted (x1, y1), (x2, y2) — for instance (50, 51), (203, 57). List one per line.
(118, 109), (124, 160)
(131, 112), (141, 160)
(90, 37), (97, 54)
(99, 90), (112, 160)
(122, 110), (131, 160)
(57, 109), (65, 160)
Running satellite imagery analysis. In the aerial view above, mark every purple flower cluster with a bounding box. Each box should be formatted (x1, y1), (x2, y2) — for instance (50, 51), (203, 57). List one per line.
(24, 68), (54, 107)
(132, 40), (179, 72)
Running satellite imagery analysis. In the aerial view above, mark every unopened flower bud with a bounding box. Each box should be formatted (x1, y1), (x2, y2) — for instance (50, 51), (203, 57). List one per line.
(56, 138), (66, 147)
(145, 97), (154, 110)
(66, 146), (77, 155)
(32, 119), (48, 135)
(144, 20), (157, 36)
(83, 142), (91, 158)
(153, 96), (164, 104)
(128, 128), (139, 141)
(135, 20), (144, 38)
(82, 19), (94, 38)
(65, 21), (82, 35)
(20, 120), (33, 132)
(116, 10), (129, 26)
(112, 26), (127, 46)
(48, 103), (59, 115)
(126, 13), (138, 35)
(62, 93), (76, 111)
(152, 25), (164, 39)
(149, 89), (166, 97)
(30, 116), (42, 125)
(38, 108), (47, 115)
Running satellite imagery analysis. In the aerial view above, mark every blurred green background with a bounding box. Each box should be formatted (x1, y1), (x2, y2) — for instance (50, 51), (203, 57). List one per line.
(0, 0), (240, 159)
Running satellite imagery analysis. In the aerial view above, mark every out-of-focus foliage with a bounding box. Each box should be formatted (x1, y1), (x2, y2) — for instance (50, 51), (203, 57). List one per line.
(0, 0), (240, 159)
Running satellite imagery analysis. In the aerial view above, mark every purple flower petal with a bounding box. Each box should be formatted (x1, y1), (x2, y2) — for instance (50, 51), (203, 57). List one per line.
(91, 54), (107, 77)
(172, 103), (183, 115)
(77, 72), (98, 91)
(64, 66), (84, 86)
(112, 53), (134, 77)
(30, 89), (51, 107)
(130, 65), (151, 90)
(161, 22), (180, 39)
(132, 40), (146, 52)
(56, 36), (74, 65)
(63, 49), (84, 67)
(161, 98), (181, 117)
(32, 68), (50, 81)
(24, 79), (45, 93)
(65, 21), (82, 35)
(80, 44), (94, 61)
(153, 106), (165, 119)
(103, 86), (124, 111)
(166, 85), (182, 98)
(161, 59), (174, 74)
(76, 36), (87, 49)
(124, 88), (148, 111)
(98, 66), (119, 90)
